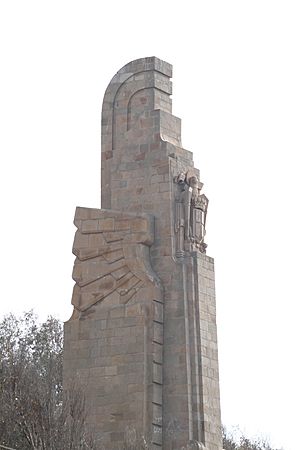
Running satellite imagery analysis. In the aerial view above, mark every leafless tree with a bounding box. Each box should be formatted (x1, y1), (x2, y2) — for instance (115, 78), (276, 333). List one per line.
(0, 311), (94, 450)
(222, 426), (283, 450)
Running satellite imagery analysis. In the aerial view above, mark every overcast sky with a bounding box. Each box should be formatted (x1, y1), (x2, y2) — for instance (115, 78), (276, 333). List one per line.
(1, 1), (299, 449)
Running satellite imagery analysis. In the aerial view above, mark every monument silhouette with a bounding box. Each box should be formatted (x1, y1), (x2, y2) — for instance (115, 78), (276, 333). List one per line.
(63, 57), (222, 450)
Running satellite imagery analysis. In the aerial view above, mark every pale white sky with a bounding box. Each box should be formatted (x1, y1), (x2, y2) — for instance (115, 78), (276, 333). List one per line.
(1, 1), (299, 449)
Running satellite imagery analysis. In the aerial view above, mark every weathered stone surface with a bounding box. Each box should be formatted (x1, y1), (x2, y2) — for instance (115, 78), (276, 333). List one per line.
(63, 57), (222, 450)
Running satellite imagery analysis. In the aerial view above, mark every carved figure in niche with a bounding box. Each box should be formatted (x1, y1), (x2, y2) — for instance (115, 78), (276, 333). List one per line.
(174, 171), (208, 255)
(186, 171), (208, 253)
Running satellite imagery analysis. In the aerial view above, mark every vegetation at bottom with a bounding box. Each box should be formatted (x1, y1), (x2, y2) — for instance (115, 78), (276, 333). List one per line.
(222, 427), (282, 450)
(0, 311), (93, 449)
(0, 312), (282, 450)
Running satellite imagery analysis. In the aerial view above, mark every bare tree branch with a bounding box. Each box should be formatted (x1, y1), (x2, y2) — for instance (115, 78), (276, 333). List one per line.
(0, 444), (17, 450)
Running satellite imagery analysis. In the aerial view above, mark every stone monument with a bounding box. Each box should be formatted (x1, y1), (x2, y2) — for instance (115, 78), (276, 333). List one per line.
(63, 57), (222, 450)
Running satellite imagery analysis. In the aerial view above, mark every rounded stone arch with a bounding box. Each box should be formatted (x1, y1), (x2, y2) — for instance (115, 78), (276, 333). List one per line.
(101, 56), (173, 208)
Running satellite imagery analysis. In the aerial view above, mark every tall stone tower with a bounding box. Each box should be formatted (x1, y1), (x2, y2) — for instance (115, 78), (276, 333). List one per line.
(63, 57), (222, 450)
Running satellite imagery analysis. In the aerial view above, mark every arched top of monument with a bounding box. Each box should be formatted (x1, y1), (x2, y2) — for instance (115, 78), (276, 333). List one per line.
(105, 56), (172, 90)
(100, 56), (183, 210)
(101, 56), (175, 160)
(116, 56), (172, 78)
(101, 57), (173, 118)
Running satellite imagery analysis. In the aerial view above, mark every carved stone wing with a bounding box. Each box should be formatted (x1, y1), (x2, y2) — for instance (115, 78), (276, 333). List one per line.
(71, 207), (160, 313)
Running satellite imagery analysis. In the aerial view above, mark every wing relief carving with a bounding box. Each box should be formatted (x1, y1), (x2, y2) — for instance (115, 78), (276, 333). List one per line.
(71, 207), (160, 316)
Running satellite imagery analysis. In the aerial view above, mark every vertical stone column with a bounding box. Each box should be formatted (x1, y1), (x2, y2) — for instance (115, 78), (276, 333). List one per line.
(64, 57), (222, 450)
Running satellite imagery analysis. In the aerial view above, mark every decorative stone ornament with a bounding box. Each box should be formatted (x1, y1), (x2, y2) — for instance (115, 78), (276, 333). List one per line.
(174, 171), (208, 255)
